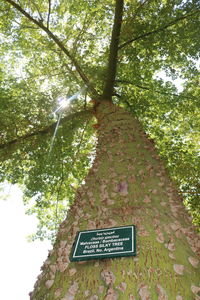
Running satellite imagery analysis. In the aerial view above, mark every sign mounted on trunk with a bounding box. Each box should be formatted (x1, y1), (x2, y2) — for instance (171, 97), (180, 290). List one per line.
(70, 225), (136, 262)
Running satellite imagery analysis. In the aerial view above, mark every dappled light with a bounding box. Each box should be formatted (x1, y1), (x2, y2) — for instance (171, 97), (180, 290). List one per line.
(0, 0), (199, 298)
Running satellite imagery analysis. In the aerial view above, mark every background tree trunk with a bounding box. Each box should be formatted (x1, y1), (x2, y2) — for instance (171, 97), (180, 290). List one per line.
(31, 101), (199, 300)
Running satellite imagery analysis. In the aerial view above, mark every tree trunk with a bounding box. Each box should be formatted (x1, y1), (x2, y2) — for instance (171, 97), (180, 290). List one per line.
(30, 101), (200, 300)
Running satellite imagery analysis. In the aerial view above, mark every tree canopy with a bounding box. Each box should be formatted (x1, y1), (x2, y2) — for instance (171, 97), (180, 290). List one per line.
(0, 0), (199, 240)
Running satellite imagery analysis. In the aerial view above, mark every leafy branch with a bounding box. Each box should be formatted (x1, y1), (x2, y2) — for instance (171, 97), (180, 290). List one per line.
(116, 79), (197, 99)
(0, 110), (92, 151)
(119, 10), (200, 49)
(4, 0), (98, 97)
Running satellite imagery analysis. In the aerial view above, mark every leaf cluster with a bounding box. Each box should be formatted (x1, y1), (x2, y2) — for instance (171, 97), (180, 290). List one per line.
(0, 0), (199, 238)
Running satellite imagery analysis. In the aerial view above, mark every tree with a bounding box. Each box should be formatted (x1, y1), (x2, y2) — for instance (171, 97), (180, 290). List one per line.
(0, 0), (200, 299)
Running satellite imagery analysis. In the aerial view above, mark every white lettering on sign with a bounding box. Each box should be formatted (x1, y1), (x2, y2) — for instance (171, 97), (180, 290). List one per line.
(80, 241), (100, 245)
(81, 237), (131, 255)
(96, 249), (103, 253)
(97, 231), (115, 236)
(104, 247), (123, 252)
(83, 249), (95, 254)
(99, 243), (111, 248)
(112, 242), (123, 246)
(91, 237), (104, 241)
(85, 244), (99, 249)
(71, 225), (136, 261)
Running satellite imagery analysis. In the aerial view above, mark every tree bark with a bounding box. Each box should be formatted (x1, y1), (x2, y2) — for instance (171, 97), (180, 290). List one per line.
(30, 101), (199, 300)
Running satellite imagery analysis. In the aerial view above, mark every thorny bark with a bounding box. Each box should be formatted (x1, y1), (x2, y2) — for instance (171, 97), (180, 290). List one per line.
(30, 101), (200, 300)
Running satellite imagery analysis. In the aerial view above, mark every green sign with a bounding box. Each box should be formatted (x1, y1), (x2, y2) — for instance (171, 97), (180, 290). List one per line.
(70, 225), (136, 262)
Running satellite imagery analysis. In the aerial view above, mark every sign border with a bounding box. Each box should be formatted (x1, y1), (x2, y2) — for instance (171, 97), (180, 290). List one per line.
(70, 225), (136, 262)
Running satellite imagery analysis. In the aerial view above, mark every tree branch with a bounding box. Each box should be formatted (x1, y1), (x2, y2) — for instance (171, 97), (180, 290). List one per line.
(29, 0), (43, 22)
(47, 0), (51, 29)
(72, 13), (89, 55)
(102, 0), (124, 100)
(119, 10), (200, 49)
(13, 18), (38, 29)
(73, 120), (89, 162)
(0, 110), (92, 151)
(4, 0), (98, 97)
(116, 79), (197, 99)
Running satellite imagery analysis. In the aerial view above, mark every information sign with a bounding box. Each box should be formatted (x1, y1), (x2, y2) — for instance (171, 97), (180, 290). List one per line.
(70, 225), (136, 261)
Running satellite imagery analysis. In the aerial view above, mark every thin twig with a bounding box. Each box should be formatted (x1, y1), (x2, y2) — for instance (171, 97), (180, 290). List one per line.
(13, 18), (38, 29)
(0, 8), (10, 12)
(72, 13), (89, 54)
(84, 91), (87, 110)
(29, 0), (43, 21)
(72, 120), (90, 165)
(62, 62), (81, 86)
(55, 160), (65, 222)
(116, 79), (197, 99)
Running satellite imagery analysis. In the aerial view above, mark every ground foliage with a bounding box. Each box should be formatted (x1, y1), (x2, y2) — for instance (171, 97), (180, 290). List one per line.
(0, 0), (199, 240)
